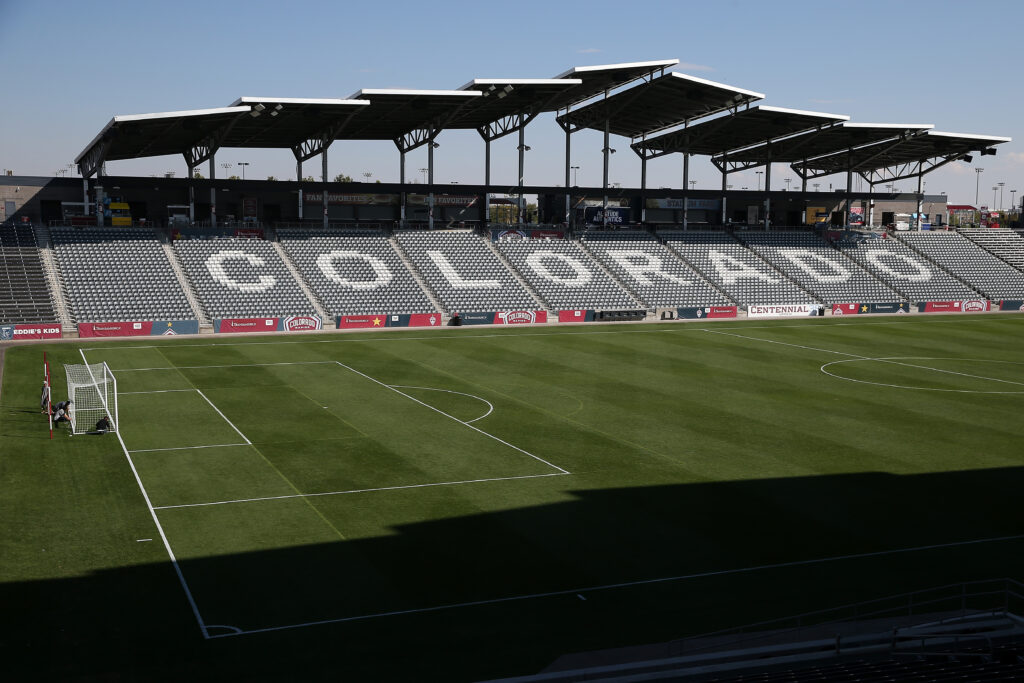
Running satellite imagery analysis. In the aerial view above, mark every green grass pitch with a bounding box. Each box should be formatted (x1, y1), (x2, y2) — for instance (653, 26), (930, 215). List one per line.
(2, 314), (1024, 680)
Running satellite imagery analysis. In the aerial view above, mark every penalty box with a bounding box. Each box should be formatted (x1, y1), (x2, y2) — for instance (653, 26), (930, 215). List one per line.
(97, 353), (566, 510)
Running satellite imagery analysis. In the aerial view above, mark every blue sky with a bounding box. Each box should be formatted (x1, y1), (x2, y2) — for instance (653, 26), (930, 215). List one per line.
(1, 0), (1020, 207)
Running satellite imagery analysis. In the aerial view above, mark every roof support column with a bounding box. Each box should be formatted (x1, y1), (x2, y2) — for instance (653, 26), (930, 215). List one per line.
(209, 155), (217, 228)
(867, 180), (875, 228)
(82, 177), (89, 220)
(485, 138), (491, 224)
(763, 157), (772, 231)
(721, 153), (728, 225)
(187, 164), (195, 225)
(844, 148), (853, 227)
(296, 160), (303, 222)
(517, 119), (526, 225)
(916, 167), (924, 231)
(602, 114), (610, 229)
(640, 152), (647, 225)
(683, 152), (690, 231)
(399, 151), (406, 228)
(428, 138), (435, 230)
(322, 147), (329, 229)
(564, 125), (571, 227)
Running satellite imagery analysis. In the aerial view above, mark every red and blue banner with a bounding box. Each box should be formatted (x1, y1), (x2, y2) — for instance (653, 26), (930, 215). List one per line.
(385, 313), (444, 328)
(0, 323), (63, 341)
(78, 320), (199, 338)
(456, 311), (548, 325)
(833, 303), (909, 315)
(916, 300), (990, 313)
(676, 306), (737, 320)
(998, 300), (1024, 311)
(336, 315), (387, 329)
(215, 315), (322, 333)
(558, 309), (595, 322)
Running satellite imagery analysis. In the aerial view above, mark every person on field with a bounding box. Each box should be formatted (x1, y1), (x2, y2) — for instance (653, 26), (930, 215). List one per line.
(94, 415), (111, 434)
(52, 399), (72, 427)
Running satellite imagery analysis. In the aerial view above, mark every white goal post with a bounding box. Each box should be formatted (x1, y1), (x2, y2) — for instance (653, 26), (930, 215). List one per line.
(63, 362), (118, 435)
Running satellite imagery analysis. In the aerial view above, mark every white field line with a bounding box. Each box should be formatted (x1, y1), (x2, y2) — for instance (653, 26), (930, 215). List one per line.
(114, 361), (337, 372)
(129, 443), (249, 454)
(195, 389), (252, 445)
(335, 361), (568, 475)
(208, 532), (1024, 638)
(120, 389), (196, 395)
(80, 349), (211, 640)
(152, 472), (569, 510)
(388, 385), (494, 423)
(821, 357), (1024, 394)
(702, 329), (1024, 389)
(77, 315), (1024, 352)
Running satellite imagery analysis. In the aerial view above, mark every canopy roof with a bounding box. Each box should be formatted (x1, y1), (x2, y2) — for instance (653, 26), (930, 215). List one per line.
(721, 122), (935, 164)
(550, 59), (679, 110)
(454, 78), (584, 126)
(557, 71), (765, 138)
(799, 130), (1012, 174)
(634, 106), (848, 157)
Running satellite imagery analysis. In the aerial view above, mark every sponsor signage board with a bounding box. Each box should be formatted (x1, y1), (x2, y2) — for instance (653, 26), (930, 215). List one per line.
(917, 300), (991, 313)
(747, 304), (819, 318)
(302, 192), (398, 205)
(336, 315), (386, 329)
(387, 313), (443, 327)
(0, 323), (63, 340)
(999, 300), (1024, 311)
(676, 306), (738, 319)
(644, 198), (721, 210)
(79, 320), (200, 338)
(583, 207), (630, 225)
(558, 309), (595, 322)
(215, 318), (279, 333)
(832, 302), (909, 315)
(456, 311), (548, 325)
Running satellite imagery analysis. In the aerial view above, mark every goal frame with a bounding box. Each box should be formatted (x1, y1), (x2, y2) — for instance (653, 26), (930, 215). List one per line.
(63, 361), (119, 435)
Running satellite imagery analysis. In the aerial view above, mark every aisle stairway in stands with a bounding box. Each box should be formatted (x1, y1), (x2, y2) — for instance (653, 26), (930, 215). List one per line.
(30, 224), (73, 328)
(270, 239), (332, 325)
(158, 235), (210, 326)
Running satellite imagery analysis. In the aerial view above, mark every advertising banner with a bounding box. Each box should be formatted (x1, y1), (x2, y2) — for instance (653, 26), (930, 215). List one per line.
(491, 229), (528, 241)
(0, 323), (63, 341)
(558, 309), (595, 322)
(869, 302), (909, 314)
(386, 313), (444, 327)
(676, 306), (738, 319)
(747, 304), (819, 318)
(302, 192), (398, 206)
(496, 310), (547, 325)
(78, 321), (154, 337)
(151, 320), (201, 336)
(530, 229), (565, 239)
(455, 311), (548, 325)
(216, 318), (279, 333)
(233, 227), (264, 239)
(335, 315), (386, 329)
(833, 303), (908, 315)
(998, 300), (1024, 311)
(583, 207), (630, 225)
(916, 300), (991, 313)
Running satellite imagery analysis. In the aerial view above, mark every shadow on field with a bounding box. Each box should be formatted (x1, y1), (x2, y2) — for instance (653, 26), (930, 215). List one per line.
(3, 466), (1024, 681)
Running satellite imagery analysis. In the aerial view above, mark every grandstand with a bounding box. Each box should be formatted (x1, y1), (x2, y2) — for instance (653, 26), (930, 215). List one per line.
(663, 231), (818, 307)
(959, 227), (1024, 271)
(0, 224), (56, 324)
(278, 228), (436, 317)
(496, 237), (639, 310)
(51, 227), (193, 323)
(835, 237), (982, 302)
(174, 237), (317, 319)
(897, 231), (1024, 302)
(394, 230), (541, 313)
(736, 231), (904, 305)
(580, 231), (732, 308)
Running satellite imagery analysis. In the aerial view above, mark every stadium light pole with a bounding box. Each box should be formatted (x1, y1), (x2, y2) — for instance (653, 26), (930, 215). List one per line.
(571, 166), (579, 186)
(1011, 189), (1017, 214)
(363, 172), (372, 182)
(236, 162), (249, 180)
(419, 168), (427, 184)
(756, 171), (763, 191)
(993, 186), (998, 211)
(689, 180), (697, 190)
(975, 167), (984, 205)
(998, 182), (1005, 210)
(784, 178), (792, 191)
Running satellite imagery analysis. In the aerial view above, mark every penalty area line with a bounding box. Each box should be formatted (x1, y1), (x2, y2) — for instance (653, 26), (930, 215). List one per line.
(209, 532), (1024, 638)
(152, 471), (570, 510)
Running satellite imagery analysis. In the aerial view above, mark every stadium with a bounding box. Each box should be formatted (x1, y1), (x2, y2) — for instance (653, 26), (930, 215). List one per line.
(3, 15), (1024, 681)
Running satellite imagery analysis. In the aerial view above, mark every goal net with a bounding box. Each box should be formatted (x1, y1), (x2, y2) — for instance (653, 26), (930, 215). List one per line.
(63, 362), (118, 435)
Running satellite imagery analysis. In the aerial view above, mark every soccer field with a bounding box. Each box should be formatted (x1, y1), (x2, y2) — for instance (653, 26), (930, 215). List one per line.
(3, 315), (1024, 680)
